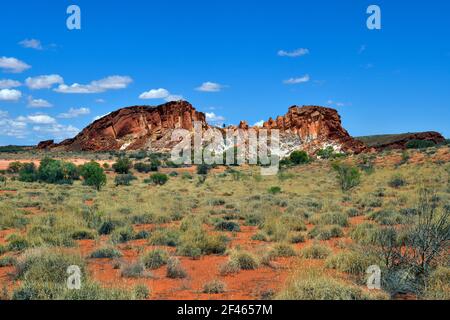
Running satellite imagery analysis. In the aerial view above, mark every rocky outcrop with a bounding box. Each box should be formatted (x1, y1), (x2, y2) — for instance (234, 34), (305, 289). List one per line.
(259, 105), (367, 154)
(357, 132), (445, 151)
(37, 140), (55, 150)
(51, 101), (207, 152)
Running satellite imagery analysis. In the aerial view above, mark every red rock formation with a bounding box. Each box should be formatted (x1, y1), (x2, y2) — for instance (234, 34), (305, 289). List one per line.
(261, 105), (367, 154)
(359, 132), (445, 151)
(51, 101), (207, 152)
(37, 140), (55, 150)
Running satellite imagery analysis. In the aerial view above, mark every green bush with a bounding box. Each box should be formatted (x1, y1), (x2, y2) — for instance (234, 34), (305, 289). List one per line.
(141, 249), (169, 269)
(114, 174), (137, 186)
(80, 161), (107, 191)
(406, 140), (435, 149)
(268, 186), (282, 194)
(0, 175), (6, 186)
(289, 151), (310, 165)
(423, 267), (450, 300)
(111, 226), (135, 244)
(310, 212), (349, 227)
(134, 162), (157, 173)
(120, 262), (147, 278)
(332, 162), (361, 191)
(112, 157), (132, 174)
(308, 225), (344, 240)
(230, 250), (259, 270)
(166, 257), (187, 279)
(214, 220), (240, 232)
(325, 251), (379, 275)
(18, 163), (38, 182)
(203, 279), (226, 294)
(388, 174), (407, 188)
(270, 243), (296, 257)
(317, 147), (343, 160)
(8, 161), (23, 173)
(89, 247), (122, 259)
(37, 158), (79, 185)
(197, 164), (210, 175)
(148, 173), (169, 186)
(300, 243), (332, 259)
(349, 222), (378, 245)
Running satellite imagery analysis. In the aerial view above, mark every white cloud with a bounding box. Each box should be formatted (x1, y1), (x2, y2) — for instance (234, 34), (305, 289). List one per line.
(283, 74), (310, 85)
(26, 114), (56, 124)
(139, 88), (170, 99)
(0, 110), (8, 118)
(95, 98), (106, 103)
(358, 45), (366, 54)
(278, 48), (309, 57)
(55, 75), (132, 94)
(19, 39), (43, 50)
(165, 94), (184, 102)
(0, 79), (21, 89)
(196, 82), (225, 92)
(0, 118), (28, 138)
(0, 89), (22, 101)
(26, 74), (64, 89)
(27, 96), (53, 108)
(253, 120), (265, 127)
(32, 124), (79, 140)
(57, 107), (90, 119)
(0, 57), (31, 73)
(206, 112), (225, 123)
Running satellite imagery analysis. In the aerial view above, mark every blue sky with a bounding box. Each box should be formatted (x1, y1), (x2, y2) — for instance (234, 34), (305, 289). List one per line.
(0, 0), (449, 146)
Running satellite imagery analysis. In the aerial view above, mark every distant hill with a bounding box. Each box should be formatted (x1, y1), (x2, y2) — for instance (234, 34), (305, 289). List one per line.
(356, 132), (446, 150)
(0, 145), (34, 153)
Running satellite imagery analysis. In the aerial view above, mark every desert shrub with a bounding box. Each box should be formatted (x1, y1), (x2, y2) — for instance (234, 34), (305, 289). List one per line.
(288, 232), (305, 244)
(147, 173), (169, 186)
(317, 147), (343, 160)
(70, 229), (97, 240)
(166, 257), (187, 279)
(120, 262), (147, 278)
(37, 158), (79, 185)
(310, 212), (349, 227)
(114, 174), (137, 186)
(7, 161), (23, 173)
(18, 163), (38, 182)
(98, 220), (118, 235)
(182, 172), (193, 180)
(111, 226), (135, 244)
(270, 243), (296, 257)
(388, 174), (407, 188)
(289, 151), (310, 165)
(229, 250), (259, 270)
(276, 270), (388, 300)
(325, 251), (379, 275)
(251, 232), (269, 242)
(203, 280), (226, 294)
(367, 210), (405, 225)
(300, 243), (332, 259)
(346, 208), (361, 217)
(14, 248), (85, 284)
(134, 284), (150, 300)
(406, 140), (435, 149)
(80, 161), (107, 191)
(268, 186), (282, 194)
(358, 155), (375, 174)
(423, 267), (450, 300)
(308, 225), (344, 240)
(6, 234), (29, 251)
(0, 175), (6, 185)
(134, 162), (156, 173)
(112, 157), (132, 174)
(332, 162), (361, 191)
(89, 247), (122, 259)
(149, 229), (180, 247)
(0, 256), (17, 267)
(141, 249), (169, 269)
(349, 222), (378, 245)
(214, 220), (240, 232)
(197, 164), (210, 175)
(219, 260), (241, 275)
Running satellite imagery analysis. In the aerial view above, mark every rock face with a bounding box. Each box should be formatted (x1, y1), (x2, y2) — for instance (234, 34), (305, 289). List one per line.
(37, 140), (55, 150)
(358, 132), (446, 151)
(260, 106), (367, 155)
(48, 101), (207, 152)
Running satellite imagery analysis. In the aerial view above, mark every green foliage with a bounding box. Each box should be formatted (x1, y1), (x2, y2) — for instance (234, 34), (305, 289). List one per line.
(388, 174), (407, 188)
(18, 163), (38, 182)
(114, 174), (137, 186)
(147, 173), (169, 186)
(229, 250), (259, 270)
(332, 162), (361, 191)
(268, 186), (282, 194)
(0, 175), (6, 186)
(89, 247), (122, 259)
(197, 164), (210, 175)
(406, 140), (435, 149)
(300, 243), (332, 259)
(214, 220), (240, 232)
(289, 151), (310, 165)
(308, 225), (344, 240)
(203, 280), (226, 294)
(134, 162), (157, 173)
(166, 257), (187, 279)
(37, 158), (79, 185)
(141, 249), (169, 269)
(325, 251), (379, 275)
(310, 212), (349, 227)
(7, 161), (23, 173)
(112, 157), (132, 174)
(317, 147), (344, 160)
(80, 161), (107, 191)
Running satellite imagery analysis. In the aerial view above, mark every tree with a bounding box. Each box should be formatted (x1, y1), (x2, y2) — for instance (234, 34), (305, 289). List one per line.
(18, 163), (38, 182)
(289, 151), (310, 165)
(7, 161), (23, 174)
(112, 157), (132, 174)
(80, 161), (107, 191)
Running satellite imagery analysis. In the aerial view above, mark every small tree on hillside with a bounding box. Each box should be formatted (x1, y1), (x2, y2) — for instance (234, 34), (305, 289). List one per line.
(332, 162), (361, 192)
(112, 157), (132, 174)
(80, 161), (107, 191)
(289, 151), (310, 165)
